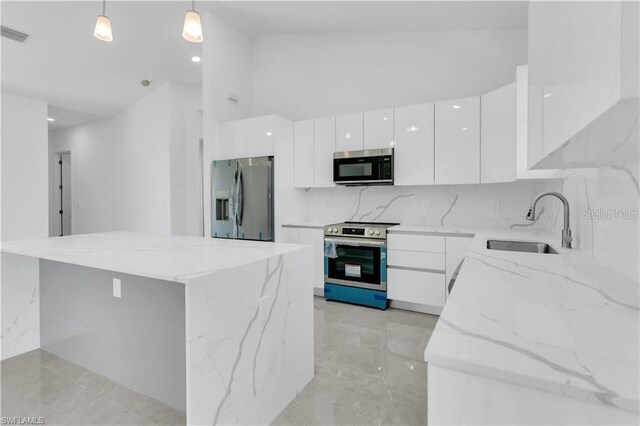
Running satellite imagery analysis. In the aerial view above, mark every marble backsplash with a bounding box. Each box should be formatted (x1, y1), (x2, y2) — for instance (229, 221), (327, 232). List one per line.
(303, 163), (639, 283)
(547, 157), (639, 283)
(303, 180), (558, 231)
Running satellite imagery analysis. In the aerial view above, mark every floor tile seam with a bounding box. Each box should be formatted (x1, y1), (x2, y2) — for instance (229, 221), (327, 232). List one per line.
(98, 394), (155, 425)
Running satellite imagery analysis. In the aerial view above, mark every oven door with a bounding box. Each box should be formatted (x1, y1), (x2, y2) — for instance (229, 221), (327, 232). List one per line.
(325, 237), (387, 291)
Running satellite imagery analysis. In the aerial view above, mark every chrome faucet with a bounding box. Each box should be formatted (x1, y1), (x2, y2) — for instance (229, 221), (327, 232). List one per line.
(526, 192), (572, 249)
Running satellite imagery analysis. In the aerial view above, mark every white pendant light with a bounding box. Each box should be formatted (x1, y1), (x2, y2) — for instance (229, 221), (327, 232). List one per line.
(182, 0), (203, 43)
(94, 0), (113, 42)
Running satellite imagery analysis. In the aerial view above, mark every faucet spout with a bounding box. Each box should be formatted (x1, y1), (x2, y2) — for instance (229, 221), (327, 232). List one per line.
(526, 192), (572, 249)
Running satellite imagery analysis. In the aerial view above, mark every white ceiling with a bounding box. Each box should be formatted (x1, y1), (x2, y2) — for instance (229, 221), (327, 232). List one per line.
(206, 1), (528, 37)
(1, 1), (203, 129)
(1, 1), (528, 130)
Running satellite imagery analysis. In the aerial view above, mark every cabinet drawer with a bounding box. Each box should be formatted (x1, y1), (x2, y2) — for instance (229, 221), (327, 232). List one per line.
(387, 268), (446, 307)
(387, 250), (445, 271)
(387, 234), (445, 253)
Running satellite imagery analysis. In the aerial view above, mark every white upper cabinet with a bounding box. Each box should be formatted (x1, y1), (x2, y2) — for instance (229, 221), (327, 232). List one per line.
(393, 104), (435, 186)
(293, 120), (314, 188)
(528, 1), (639, 168)
(218, 120), (246, 160)
(434, 96), (480, 185)
(313, 116), (336, 187)
(335, 112), (364, 152)
(364, 108), (394, 150)
(246, 115), (275, 157)
(481, 83), (517, 184)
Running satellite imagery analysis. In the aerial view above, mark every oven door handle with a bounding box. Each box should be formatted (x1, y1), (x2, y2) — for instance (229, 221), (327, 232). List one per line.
(324, 237), (386, 247)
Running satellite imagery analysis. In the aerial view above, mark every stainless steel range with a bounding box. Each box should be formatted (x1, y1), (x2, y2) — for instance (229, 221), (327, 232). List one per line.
(323, 221), (398, 309)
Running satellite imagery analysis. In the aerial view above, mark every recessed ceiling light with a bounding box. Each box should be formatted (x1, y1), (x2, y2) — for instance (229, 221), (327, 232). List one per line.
(462, 127), (468, 131)
(406, 126), (419, 133)
(191, 56), (201, 63)
(543, 93), (553, 98)
(47, 117), (55, 122)
(452, 105), (461, 109)
(345, 133), (352, 139)
(382, 117), (388, 121)
(266, 132), (272, 136)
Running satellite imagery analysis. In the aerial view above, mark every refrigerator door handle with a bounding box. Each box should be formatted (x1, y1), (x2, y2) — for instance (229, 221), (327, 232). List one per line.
(237, 169), (244, 226)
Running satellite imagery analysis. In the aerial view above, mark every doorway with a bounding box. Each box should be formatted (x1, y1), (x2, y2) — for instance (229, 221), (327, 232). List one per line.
(56, 152), (72, 236)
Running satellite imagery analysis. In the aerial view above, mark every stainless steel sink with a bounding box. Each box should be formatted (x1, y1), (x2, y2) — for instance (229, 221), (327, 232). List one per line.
(486, 240), (559, 254)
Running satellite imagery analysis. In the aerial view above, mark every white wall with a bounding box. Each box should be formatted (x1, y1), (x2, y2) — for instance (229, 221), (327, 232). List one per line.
(252, 30), (528, 120)
(50, 82), (202, 236)
(1, 93), (49, 241)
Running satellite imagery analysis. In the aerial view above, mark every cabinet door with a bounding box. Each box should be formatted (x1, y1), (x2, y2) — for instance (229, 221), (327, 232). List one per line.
(435, 97), (480, 184)
(299, 228), (324, 289)
(281, 227), (299, 244)
(387, 268), (446, 308)
(445, 236), (473, 288)
(218, 120), (246, 160)
(313, 116), (336, 187)
(335, 112), (364, 152)
(528, 1), (626, 166)
(481, 83), (517, 183)
(393, 104), (435, 186)
(364, 108), (394, 150)
(293, 120), (314, 188)
(246, 116), (275, 157)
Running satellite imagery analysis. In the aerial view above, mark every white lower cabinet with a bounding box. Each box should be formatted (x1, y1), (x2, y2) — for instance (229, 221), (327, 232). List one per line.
(445, 236), (474, 286)
(387, 268), (446, 308)
(298, 228), (324, 290)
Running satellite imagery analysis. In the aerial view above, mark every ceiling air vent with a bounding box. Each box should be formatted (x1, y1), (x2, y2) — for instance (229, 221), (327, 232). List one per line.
(1, 25), (31, 43)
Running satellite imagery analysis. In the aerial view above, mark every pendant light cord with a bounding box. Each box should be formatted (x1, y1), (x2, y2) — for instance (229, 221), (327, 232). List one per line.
(102, 0), (106, 15)
(192, 0), (195, 11)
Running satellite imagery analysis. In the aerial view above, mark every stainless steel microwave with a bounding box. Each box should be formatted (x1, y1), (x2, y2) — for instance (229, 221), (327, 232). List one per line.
(333, 148), (394, 185)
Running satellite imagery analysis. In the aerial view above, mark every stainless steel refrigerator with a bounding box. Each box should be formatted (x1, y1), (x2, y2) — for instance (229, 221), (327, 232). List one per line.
(211, 156), (274, 241)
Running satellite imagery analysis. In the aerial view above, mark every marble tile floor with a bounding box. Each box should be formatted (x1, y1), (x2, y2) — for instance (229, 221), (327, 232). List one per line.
(1, 349), (185, 425)
(273, 297), (438, 425)
(1, 297), (437, 425)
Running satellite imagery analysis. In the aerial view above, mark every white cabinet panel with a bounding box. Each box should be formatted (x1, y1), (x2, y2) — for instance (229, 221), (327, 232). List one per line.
(445, 236), (473, 286)
(281, 227), (299, 244)
(388, 234), (445, 253)
(293, 120), (314, 188)
(335, 112), (364, 152)
(246, 116), (275, 157)
(388, 268), (446, 307)
(394, 104), (435, 186)
(298, 228), (324, 289)
(387, 250), (445, 271)
(313, 116), (336, 187)
(364, 108), (394, 150)
(434, 97), (480, 185)
(218, 120), (246, 160)
(528, 1), (635, 168)
(481, 83), (517, 184)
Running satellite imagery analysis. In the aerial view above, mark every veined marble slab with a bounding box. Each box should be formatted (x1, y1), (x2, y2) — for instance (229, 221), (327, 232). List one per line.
(0, 232), (303, 283)
(425, 230), (639, 415)
(1, 232), (315, 425)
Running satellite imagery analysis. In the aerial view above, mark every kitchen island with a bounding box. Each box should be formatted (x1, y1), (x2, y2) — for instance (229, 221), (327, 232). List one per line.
(1, 232), (314, 425)
(425, 230), (639, 424)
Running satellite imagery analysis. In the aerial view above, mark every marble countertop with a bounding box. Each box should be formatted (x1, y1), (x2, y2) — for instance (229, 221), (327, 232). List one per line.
(0, 232), (304, 284)
(425, 229), (639, 413)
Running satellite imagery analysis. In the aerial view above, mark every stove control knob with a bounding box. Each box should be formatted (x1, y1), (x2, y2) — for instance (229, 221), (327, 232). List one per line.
(327, 227), (333, 233)
(369, 229), (374, 235)
(334, 228), (339, 233)
(375, 230), (381, 236)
